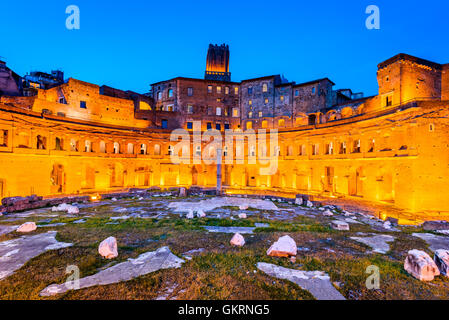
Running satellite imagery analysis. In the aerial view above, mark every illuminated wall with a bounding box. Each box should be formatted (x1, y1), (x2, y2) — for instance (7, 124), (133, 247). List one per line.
(0, 53), (448, 216)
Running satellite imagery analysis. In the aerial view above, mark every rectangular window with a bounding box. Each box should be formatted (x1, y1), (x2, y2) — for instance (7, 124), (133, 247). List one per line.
(217, 86), (222, 94)
(206, 122), (212, 130)
(0, 130), (8, 147)
(187, 105), (193, 113)
(312, 144), (319, 155)
(385, 95), (393, 107)
(161, 119), (168, 129)
(207, 106), (213, 115)
(225, 87), (229, 94)
(168, 89), (173, 98)
(326, 142), (333, 155)
(258, 111), (263, 118)
(353, 140), (361, 153)
(207, 85), (213, 93)
(234, 87), (239, 95)
(232, 108), (239, 117)
(187, 122), (193, 129)
(248, 87), (252, 95)
(216, 107), (222, 116)
(340, 142), (346, 154)
(295, 90), (299, 97)
(224, 123), (230, 130)
(299, 145), (306, 156)
(262, 83), (268, 92)
(80, 101), (87, 109)
(187, 87), (193, 96)
(216, 123), (221, 130)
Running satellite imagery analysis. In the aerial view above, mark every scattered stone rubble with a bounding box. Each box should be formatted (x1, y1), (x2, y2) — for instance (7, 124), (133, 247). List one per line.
(16, 222), (37, 233)
(434, 250), (449, 277)
(99, 237), (118, 259)
(230, 233), (245, 247)
(267, 235), (297, 257)
(52, 203), (80, 214)
(404, 249), (440, 281)
(331, 220), (350, 231)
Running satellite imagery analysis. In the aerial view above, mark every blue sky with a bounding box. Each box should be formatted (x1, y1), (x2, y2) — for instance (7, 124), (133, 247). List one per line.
(1, 0), (447, 96)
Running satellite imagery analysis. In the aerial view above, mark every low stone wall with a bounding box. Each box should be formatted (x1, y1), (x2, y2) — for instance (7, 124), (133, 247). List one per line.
(0, 195), (89, 214)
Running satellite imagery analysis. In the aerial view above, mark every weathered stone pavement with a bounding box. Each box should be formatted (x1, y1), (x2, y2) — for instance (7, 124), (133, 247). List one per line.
(0, 224), (19, 236)
(168, 197), (279, 212)
(0, 231), (72, 280)
(39, 246), (185, 296)
(350, 234), (395, 254)
(202, 226), (256, 234)
(412, 233), (449, 252)
(257, 262), (345, 300)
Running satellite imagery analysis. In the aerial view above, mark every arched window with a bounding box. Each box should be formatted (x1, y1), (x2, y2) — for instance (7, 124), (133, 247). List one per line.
(275, 146), (281, 156)
(99, 141), (106, 153)
(36, 135), (46, 150)
(113, 142), (120, 154)
(127, 143), (134, 154)
(262, 83), (268, 92)
(84, 140), (91, 152)
(55, 137), (63, 150)
(70, 139), (78, 151)
(278, 119), (285, 127)
(140, 143), (147, 155)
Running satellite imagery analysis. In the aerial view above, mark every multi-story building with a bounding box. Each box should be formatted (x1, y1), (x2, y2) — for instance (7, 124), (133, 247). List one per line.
(0, 45), (447, 216)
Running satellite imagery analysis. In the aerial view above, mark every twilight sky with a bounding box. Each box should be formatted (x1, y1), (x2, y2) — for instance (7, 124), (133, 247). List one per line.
(1, 0), (448, 96)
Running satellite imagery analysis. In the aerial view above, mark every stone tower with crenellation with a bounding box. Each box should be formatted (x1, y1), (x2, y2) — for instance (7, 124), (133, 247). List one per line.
(204, 43), (231, 82)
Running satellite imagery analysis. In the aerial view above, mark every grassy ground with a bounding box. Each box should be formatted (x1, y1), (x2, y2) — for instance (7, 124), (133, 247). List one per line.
(0, 196), (449, 300)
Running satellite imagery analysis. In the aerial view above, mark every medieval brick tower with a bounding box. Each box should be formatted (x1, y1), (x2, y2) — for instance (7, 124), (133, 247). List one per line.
(204, 43), (231, 82)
